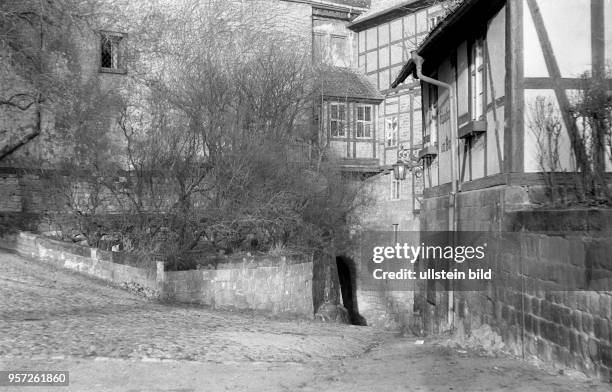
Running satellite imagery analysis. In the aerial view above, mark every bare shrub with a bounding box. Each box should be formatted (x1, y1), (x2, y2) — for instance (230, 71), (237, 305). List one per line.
(569, 72), (612, 203)
(527, 96), (564, 205)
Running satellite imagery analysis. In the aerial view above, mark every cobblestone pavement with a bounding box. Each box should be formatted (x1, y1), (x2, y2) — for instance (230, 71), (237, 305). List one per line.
(0, 251), (383, 363)
(1, 250), (611, 391)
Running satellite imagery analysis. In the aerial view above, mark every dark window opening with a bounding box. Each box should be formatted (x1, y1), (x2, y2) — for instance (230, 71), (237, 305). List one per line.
(336, 256), (366, 326)
(100, 32), (126, 73)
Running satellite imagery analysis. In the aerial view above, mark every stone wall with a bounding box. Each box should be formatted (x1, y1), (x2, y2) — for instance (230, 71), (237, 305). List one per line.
(348, 171), (420, 329)
(453, 227), (612, 381)
(0, 231), (159, 293)
(419, 180), (612, 381)
(0, 231), (315, 318)
(164, 257), (314, 317)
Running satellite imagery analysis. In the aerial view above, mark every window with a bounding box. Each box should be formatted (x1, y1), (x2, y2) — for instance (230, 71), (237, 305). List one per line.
(331, 35), (349, 67)
(330, 103), (347, 137)
(427, 84), (438, 146)
(416, 11), (428, 33)
(470, 38), (485, 120)
(356, 105), (372, 138)
(429, 14), (444, 31)
(313, 32), (327, 64)
(100, 32), (126, 73)
(385, 116), (398, 147)
(391, 179), (401, 200)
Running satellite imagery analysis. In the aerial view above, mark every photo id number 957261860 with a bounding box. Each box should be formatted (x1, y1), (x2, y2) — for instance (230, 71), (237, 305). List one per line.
(0, 371), (69, 386)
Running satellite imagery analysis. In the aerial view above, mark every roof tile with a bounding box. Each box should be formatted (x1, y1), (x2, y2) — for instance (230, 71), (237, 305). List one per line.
(317, 66), (384, 101)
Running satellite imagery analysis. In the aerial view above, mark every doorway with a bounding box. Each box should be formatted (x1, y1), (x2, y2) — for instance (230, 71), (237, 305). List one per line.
(336, 256), (366, 326)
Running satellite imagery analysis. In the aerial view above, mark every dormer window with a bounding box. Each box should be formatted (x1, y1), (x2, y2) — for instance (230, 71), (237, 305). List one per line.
(100, 31), (127, 74)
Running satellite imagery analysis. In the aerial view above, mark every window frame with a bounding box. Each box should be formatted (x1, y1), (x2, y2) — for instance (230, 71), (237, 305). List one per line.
(390, 178), (401, 200)
(385, 116), (399, 147)
(100, 31), (127, 74)
(470, 38), (485, 121)
(329, 102), (347, 138)
(355, 104), (373, 139)
(427, 82), (438, 146)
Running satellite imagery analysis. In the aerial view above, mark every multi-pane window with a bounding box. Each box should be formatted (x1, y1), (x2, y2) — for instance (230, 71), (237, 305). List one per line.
(391, 179), (401, 200)
(470, 39), (485, 120)
(330, 103), (347, 138)
(385, 116), (398, 147)
(100, 32), (126, 72)
(356, 105), (373, 138)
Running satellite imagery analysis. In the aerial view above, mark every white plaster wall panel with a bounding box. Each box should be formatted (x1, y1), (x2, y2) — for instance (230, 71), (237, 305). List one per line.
(523, 0), (549, 77)
(355, 141), (374, 158)
(486, 7), (506, 105)
(523, 89), (574, 172)
(529, 0), (592, 78)
(486, 108), (504, 175)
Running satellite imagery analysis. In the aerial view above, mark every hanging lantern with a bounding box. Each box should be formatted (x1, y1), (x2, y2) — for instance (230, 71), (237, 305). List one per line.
(392, 162), (407, 181)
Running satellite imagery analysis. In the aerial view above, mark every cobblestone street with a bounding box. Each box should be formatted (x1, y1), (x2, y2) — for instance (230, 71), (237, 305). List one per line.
(1, 250), (610, 391)
(0, 251), (382, 363)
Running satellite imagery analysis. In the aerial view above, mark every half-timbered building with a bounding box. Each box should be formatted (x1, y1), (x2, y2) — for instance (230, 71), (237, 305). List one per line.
(390, 0), (612, 378)
(393, 0), (612, 231)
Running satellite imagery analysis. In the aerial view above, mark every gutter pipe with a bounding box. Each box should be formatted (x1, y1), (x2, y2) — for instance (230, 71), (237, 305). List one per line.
(411, 51), (458, 331)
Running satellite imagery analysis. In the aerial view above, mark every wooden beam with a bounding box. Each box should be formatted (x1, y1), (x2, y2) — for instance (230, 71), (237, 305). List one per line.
(591, 0), (605, 78)
(524, 77), (612, 90)
(504, 0), (524, 173)
(484, 40), (504, 173)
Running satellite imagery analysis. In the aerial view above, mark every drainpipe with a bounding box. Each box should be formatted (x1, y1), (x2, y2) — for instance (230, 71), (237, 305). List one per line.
(411, 51), (459, 331)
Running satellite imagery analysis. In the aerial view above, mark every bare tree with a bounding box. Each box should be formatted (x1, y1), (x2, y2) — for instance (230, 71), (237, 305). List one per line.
(57, 0), (368, 264)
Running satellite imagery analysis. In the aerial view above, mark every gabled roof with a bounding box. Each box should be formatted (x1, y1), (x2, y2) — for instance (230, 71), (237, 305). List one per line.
(348, 0), (430, 31)
(391, 0), (505, 87)
(317, 66), (384, 102)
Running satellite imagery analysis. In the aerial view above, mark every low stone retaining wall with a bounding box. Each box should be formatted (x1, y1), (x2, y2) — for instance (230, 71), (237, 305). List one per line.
(0, 231), (159, 292)
(0, 231), (314, 318)
(163, 259), (314, 317)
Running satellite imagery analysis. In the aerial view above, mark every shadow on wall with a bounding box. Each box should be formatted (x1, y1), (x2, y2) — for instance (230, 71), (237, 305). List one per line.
(336, 255), (367, 326)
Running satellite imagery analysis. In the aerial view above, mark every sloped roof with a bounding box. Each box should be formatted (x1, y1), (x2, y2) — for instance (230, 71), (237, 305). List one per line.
(326, 0), (371, 8)
(391, 0), (504, 87)
(317, 66), (384, 102)
(348, 0), (426, 31)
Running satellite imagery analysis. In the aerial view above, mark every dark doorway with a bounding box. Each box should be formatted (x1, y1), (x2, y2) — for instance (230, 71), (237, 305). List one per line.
(336, 256), (366, 326)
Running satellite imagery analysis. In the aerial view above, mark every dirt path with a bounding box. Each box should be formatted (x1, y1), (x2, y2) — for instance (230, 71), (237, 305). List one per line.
(1, 250), (610, 391)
